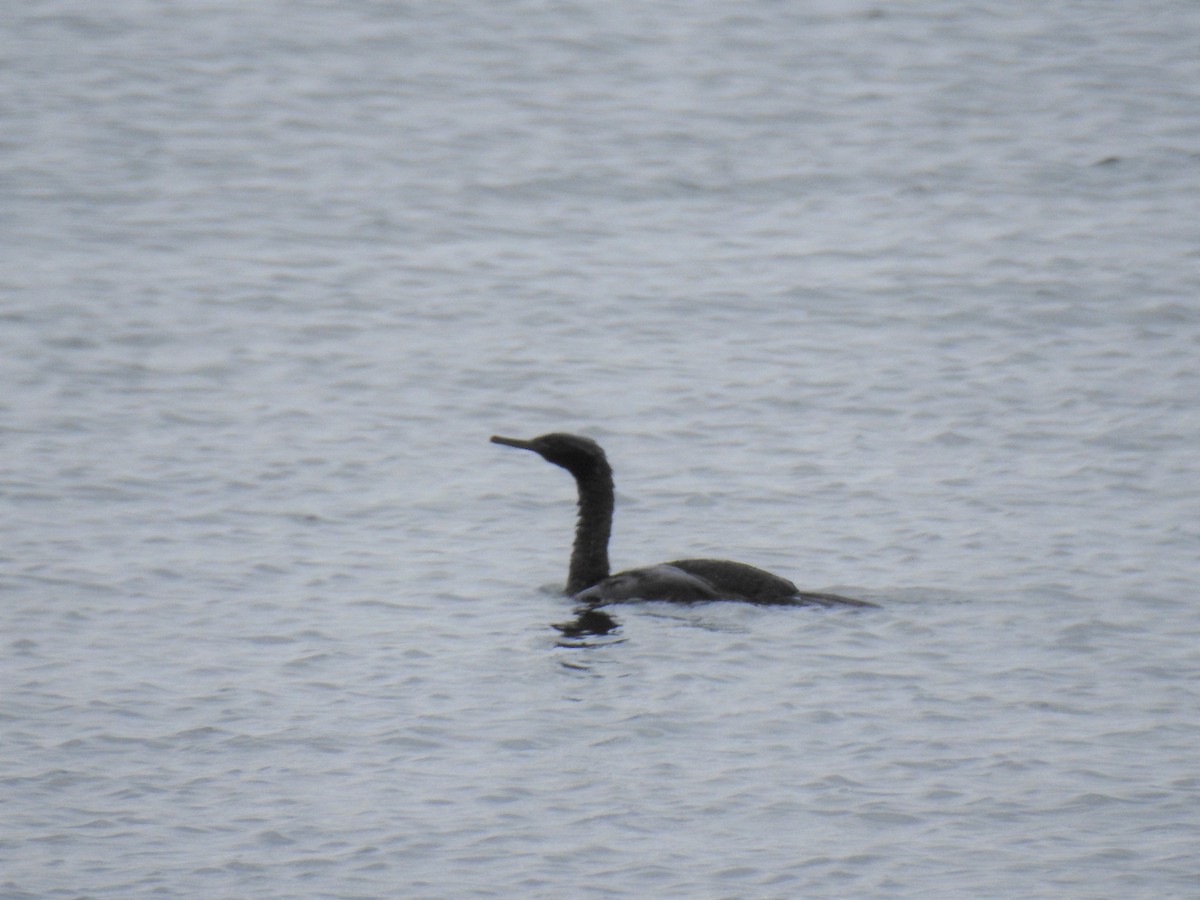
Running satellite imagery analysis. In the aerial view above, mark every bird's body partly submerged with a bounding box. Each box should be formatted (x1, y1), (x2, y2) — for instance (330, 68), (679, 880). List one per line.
(491, 432), (875, 609)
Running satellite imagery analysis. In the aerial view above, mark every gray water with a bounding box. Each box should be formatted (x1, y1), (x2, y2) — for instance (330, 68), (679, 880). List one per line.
(3, 1), (1199, 896)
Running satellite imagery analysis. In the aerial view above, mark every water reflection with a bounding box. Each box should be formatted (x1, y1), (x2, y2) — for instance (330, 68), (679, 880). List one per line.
(554, 606), (621, 639)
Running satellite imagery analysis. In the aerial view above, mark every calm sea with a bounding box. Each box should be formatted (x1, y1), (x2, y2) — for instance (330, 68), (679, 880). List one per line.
(3, 1), (1199, 896)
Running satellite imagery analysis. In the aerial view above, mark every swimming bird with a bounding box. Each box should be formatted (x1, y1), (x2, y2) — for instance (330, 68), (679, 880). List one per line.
(491, 432), (875, 608)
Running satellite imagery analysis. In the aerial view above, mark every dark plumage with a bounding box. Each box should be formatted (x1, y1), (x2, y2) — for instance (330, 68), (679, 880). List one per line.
(491, 432), (875, 608)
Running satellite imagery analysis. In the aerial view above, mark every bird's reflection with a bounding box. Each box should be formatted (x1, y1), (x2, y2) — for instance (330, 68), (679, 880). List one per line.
(554, 606), (621, 640)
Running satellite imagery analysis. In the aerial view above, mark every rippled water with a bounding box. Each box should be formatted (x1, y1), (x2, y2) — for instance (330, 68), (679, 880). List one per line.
(3, 1), (1199, 896)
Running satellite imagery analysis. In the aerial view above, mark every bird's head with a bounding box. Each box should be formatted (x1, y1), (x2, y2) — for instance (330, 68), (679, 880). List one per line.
(490, 432), (611, 479)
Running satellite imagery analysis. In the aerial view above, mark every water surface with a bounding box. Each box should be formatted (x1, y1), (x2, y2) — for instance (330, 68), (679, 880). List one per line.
(3, 1), (1199, 896)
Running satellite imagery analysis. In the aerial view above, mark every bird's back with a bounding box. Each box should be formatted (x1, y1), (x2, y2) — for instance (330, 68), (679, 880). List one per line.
(665, 558), (799, 603)
(667, 558), (876, 607)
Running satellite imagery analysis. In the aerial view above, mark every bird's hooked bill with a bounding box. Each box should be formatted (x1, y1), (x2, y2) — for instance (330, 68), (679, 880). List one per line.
(490, 435), (535, 450)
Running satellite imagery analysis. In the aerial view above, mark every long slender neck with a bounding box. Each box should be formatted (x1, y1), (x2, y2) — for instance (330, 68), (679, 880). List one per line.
(566, 464), (613, 595)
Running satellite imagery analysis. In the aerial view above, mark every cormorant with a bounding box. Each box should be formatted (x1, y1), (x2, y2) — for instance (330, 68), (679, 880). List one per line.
(491, 432), (875, 608)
